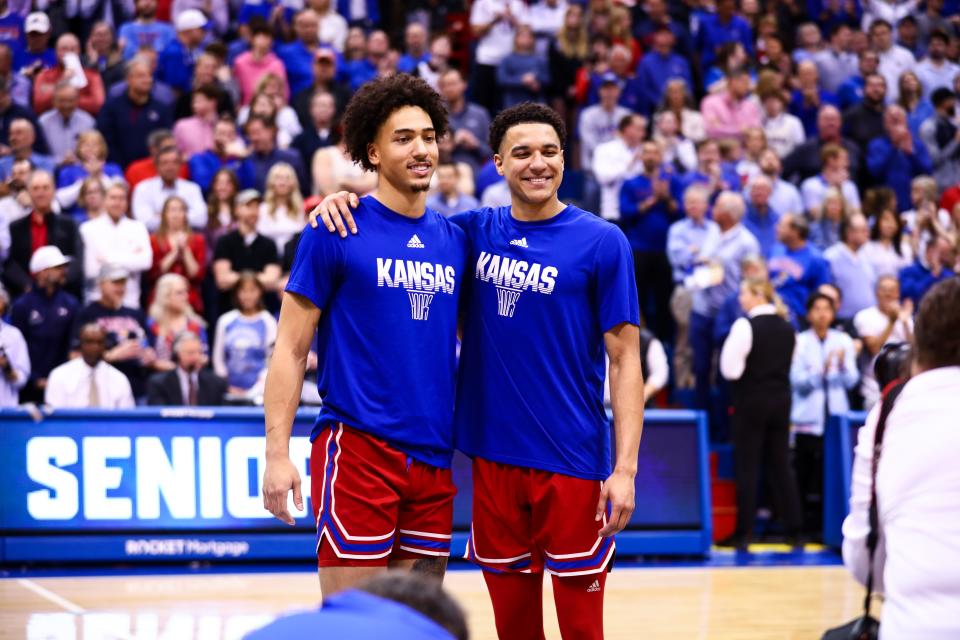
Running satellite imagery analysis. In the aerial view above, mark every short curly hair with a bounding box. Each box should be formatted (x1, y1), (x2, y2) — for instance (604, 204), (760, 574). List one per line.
(341, 74), (449, 173)
(489, 102), (566, 155)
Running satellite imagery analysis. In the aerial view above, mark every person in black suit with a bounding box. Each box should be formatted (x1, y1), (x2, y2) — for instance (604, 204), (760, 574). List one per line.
(147, 331), (227, 406)
(3, 170), (83, 298)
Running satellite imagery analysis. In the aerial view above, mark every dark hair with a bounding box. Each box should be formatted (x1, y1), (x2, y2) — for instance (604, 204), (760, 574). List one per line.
(341, 74), (448, 173)
(245, 114), (277, 131)
(193, 83), (221, 102)
(250, 21), (273, 38)
(914, 277), (960, 370)
(206, 168), (239, 232)
(806, 291), (835, 313)
(360, 574), (468, 640)
(232, 271), (265, 311)
(929, 28), (951, 45)
(489, 102), (566, 154)
(869, 206), (905, 256)
(870, 18), (892, 32)
(932, 87), (956, 108)
(616, 113), (641, 132)
(789, 213), (810, 240)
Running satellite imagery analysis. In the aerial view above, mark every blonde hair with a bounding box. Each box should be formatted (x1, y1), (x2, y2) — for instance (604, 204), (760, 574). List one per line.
(75, 130), (109, 161)
(263, 162), (304, 222)
(817, 186), (854, 221)
(149, 273), (206, 328)
(556, 5), (588, 59)
(156, 195), (192, 239)
(741, 277), (789, 320)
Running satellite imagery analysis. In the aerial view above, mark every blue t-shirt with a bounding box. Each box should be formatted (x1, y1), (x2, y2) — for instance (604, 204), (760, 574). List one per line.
(117, 21), (176, 59)
(451, 205), (640, 480)
(285, 196), (467, 468)
(245, 590), (454, 640)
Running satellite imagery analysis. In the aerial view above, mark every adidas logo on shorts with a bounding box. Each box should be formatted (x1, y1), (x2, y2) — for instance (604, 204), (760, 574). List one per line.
(586, 579), (601, 593)
(509, 237), (529, 248)
(407, 234), (425, 249)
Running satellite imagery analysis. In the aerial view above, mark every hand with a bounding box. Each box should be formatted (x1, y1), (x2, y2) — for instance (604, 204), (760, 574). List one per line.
(898, 297), (914, 322)
(454, 128), (478, 149)
(140, 347), (157, 366)
(653, 177), (670, 199)
(0, 352), (9, 372)
(109, 340), (142, 361)
(36, 377), (47, 390)
(308, 191), (359, 237)
(262, 455), (304, 526)
(62, 151), (78, 165)
(596, 469), (636, 537)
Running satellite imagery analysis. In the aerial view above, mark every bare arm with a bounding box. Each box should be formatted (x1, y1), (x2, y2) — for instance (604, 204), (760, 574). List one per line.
(262, 292), (321, 525)
(213, 258), (240, 291)
(597, 322), (644, 537)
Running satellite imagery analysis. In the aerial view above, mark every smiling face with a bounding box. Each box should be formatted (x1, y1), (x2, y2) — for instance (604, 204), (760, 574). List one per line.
(367, 105), (438, 194)
(495, 122), (564, 208)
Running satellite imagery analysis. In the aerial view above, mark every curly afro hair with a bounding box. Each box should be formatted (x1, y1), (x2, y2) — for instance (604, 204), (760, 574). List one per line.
(341, 74), (449, 173)
(488, 102), (566, 155)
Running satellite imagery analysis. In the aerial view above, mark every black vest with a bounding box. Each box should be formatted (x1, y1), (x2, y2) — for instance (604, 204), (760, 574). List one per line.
(732, 314), (795, 405)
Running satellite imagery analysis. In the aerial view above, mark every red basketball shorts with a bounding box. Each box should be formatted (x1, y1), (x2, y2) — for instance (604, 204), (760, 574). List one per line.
(465, 458), (616, 577)
(310, 423), (456, 567)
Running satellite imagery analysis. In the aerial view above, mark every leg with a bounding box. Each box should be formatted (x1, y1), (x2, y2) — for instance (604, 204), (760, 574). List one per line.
(319, 566), (384, 598)
(310, 425), (402, 596)
(390, 459), (457, 581)
(467, 459), (543, 638)
(650, 253), (676, 343)
(762, 399), (803, 536)
(731, 402), (765, 542)
(633, 251), (652, 329)
(552, 572), (606, 640)
(793, 433), (823, 535)
(533, 470), (613, 639)
(484, 571), (547, 640)
(388, 555), (449, 580)
(689, 312), (715, 415)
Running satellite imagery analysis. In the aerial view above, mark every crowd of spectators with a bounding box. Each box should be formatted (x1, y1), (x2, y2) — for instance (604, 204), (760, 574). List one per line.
(0, 0), (958, 536)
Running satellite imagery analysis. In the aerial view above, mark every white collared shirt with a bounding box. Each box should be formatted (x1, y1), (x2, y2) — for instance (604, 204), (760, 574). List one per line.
(79, 214), (153, 307)
(843, 366), (960, 638)
(131, 176), (208, 231)
(45, 357), (134, 409)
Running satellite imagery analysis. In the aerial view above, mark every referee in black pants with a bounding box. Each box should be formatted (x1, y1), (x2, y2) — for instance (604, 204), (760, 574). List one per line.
(718, 277), (803, 549)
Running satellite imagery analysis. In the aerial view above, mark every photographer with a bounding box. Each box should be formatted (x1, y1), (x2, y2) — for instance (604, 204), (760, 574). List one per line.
(842, 277), (960, 637)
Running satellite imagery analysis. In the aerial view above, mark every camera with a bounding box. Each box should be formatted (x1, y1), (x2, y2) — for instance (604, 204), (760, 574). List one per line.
(874, 342), (912, 390)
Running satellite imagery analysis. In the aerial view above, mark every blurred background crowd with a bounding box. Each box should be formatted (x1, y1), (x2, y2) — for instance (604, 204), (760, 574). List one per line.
(0, 0), (958, 539)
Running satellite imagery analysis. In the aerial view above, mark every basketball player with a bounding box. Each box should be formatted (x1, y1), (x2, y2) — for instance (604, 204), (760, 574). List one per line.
(261, 74), (467, 597)
(311, 103), (644, 639)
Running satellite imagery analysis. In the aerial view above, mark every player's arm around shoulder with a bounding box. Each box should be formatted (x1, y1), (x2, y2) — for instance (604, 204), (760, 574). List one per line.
(308, 191), (360, 237)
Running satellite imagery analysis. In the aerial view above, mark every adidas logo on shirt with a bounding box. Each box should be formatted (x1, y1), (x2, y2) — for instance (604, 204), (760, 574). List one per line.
(586, 579), (601, 593)
(509, 237), (529, 248)
(407, 234), (425, 249)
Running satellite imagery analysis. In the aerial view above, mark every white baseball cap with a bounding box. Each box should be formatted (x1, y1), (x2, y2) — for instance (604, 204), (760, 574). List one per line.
(29, 246), (72, 274)
(175, 9), (208, 31)
(25, 12), (51, 34)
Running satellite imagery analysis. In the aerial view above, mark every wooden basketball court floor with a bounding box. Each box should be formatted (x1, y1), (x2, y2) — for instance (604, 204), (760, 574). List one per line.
(2, 552), (867, 640)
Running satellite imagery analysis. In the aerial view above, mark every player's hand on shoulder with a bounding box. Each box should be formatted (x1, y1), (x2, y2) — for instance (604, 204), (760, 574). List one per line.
(309, 191), (360, 238)
(262, 455), (304, 526)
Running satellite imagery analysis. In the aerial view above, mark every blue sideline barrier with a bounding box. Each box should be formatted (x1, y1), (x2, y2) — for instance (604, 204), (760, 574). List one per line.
(0, 407), (712, 563)
(823, 411), (868, 548)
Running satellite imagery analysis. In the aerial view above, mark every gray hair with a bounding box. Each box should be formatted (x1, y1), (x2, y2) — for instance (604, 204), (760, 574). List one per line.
(714, 190), (747, 220)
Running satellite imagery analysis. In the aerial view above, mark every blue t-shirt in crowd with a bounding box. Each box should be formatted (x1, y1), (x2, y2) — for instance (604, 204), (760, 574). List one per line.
(285, 196), (467, 468)
(451, 205), (640, 481)
(117, 21), (176, 59)
(767, 241), (831, 324)
(619, 167), (679, 252)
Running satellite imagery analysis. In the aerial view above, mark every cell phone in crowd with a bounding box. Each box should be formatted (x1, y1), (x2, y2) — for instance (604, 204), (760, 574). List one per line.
(63, 53), (88, 89)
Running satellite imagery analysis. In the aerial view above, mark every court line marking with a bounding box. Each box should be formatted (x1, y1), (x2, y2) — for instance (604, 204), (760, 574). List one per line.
(16, 578), (85, 614)
(17, 579), (138, 640)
